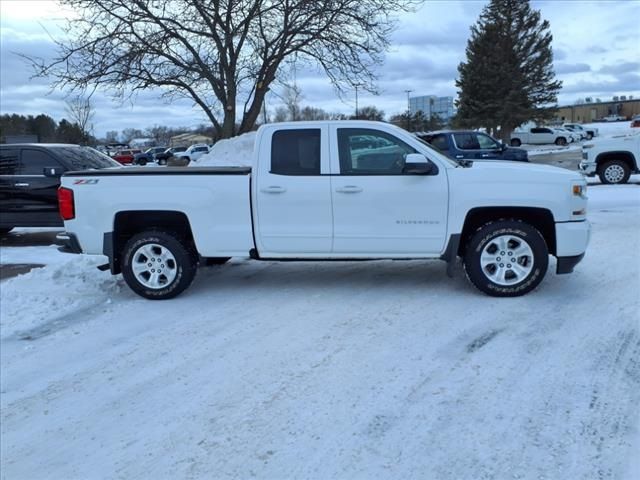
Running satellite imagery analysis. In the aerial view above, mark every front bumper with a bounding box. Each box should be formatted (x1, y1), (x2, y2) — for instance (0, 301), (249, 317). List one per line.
(55, 232), (83, 254)
(555, 220), (590, 273)
(578, 159), (597, 176)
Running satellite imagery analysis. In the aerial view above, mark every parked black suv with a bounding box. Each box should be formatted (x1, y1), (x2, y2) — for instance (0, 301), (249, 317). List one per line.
(417, 130), (529, 162)
(0, 144), (120, 234)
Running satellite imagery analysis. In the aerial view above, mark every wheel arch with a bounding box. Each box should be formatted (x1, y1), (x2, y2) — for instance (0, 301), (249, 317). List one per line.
(595, 151), (637, 172)
(458, 207), (556, 257)
(106, 210), (196, 274)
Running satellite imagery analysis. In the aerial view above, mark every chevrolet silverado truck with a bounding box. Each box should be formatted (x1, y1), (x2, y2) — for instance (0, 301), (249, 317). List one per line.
(510, 127), (570, 146)
(580, 134), (640, 184)
(56, 121), (590, 299)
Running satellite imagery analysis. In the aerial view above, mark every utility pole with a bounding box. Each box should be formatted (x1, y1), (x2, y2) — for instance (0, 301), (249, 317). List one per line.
(355, 84), (361, 119)
(404, 89), (413, 130)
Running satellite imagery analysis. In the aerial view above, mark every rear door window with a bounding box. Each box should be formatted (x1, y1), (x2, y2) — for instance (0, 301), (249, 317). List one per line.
(271, 129), (321, 175)
(0, 148), (20, 175)
(19, 149), (63, 175)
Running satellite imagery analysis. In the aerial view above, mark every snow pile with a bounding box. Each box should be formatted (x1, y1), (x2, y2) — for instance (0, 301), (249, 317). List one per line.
(0, 256), (121, 339)
(192, 131), (256, 167)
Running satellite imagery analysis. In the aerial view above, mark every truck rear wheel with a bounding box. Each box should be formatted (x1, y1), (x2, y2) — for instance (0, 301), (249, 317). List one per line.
(510, 139), (521, 147)
(463, 220), (548, 297)
(598, 160), (630, 185)
(121, 230), (198, 300)
(555, 137), (567, 146)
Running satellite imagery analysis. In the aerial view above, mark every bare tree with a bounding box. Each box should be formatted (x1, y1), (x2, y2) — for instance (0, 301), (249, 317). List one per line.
(282, 83), (303, 121)
(28, 0), (420, 138)
(65, 94), (95, 139)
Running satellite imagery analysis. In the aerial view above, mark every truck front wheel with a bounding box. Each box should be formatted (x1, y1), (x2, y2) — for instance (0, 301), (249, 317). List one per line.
(121, 230), (198, 300)
(463, 220), (549, 297)
(598, 160), (630, 184)
(555, 137), (567, 146)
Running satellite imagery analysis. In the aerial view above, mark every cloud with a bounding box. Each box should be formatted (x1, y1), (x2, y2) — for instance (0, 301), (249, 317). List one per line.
(555, 63), (592, 75)
(598, 62), (640, 75)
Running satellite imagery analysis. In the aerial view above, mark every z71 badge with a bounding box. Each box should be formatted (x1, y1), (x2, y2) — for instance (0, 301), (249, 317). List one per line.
(73, 179), (99, 185)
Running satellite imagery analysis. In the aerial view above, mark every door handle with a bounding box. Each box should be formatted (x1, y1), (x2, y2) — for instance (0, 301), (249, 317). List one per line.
(261, 186), (286, 194)
(481, 154), (490, 158)
(14, 183), (30, 187)
(336, 186), (363, 193)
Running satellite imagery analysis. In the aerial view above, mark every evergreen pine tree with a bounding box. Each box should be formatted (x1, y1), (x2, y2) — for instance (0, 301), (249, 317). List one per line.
(455, 0), (562, 139)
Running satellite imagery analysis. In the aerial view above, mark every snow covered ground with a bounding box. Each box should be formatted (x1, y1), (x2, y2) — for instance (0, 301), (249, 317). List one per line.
(1, 186), (639, 479)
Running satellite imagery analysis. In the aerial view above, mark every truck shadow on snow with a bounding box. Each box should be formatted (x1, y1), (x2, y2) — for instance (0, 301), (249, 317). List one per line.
(190, 259), (474, 296)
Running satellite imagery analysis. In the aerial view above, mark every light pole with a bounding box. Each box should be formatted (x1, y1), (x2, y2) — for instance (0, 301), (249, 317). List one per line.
(355, 84), (361, 119)
(404, 89), (413, 130)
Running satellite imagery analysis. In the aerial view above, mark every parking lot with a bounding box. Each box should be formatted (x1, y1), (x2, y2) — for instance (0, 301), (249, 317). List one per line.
(1, 183), (638, 479)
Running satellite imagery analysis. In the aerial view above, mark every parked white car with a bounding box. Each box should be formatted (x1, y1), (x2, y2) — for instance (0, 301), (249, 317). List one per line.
(553, 128), (579, 143)
(175, 144), (210, 162)
(603, 114), (626, 122)
(563, 123), (598, 140)
(56, 121), (590, 300)
(510, 127), (571, 146)
(580, 134), (640, 184)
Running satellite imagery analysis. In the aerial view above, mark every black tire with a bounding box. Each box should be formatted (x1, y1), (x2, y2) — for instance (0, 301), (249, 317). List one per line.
(138, 158), (147, 166)
(203, 257), (231, 266)
(510, 139), (521, 147)
(586, 132), (593, 140)
(0, 227), (13, 236)
(597, 160), (631, 185)
(555, 137), (567, 146)
(121, 230), (198, 300)
(463, 220), (549, 297)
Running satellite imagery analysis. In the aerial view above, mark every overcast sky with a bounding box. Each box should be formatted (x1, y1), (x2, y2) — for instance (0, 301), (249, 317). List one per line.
(1, 0), (639, 137)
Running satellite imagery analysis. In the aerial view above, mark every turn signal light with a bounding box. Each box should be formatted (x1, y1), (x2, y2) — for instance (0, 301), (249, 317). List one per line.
(58, 187), (75, 220)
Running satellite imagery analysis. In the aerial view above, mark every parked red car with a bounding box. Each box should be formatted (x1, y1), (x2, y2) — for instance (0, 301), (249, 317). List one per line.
(112, 149), (142, 164)
(631, 115), (640, 128)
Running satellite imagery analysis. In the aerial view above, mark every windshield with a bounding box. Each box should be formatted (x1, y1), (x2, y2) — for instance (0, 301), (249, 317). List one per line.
(56, 146), (121, 170)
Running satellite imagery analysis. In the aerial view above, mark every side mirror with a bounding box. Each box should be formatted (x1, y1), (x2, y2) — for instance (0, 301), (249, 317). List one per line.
(44, 166), (65, 177)
(403, 153), (435, 175)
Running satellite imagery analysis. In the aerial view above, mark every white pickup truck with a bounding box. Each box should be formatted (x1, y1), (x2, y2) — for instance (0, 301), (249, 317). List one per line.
(56, 121), (590, 299)
(580, 134), (640, 184)
(510, 127), (571, 146)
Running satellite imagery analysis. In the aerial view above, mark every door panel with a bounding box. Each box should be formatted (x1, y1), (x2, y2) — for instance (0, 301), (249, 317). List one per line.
(14, 149), (64, 226)
(330, 127), (448, 255)
(255, 127), (333, 254)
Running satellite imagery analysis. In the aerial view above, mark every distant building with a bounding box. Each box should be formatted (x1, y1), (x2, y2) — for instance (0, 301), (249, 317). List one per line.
(409, 95), (455, 121)
(554, 98), (640, 123)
